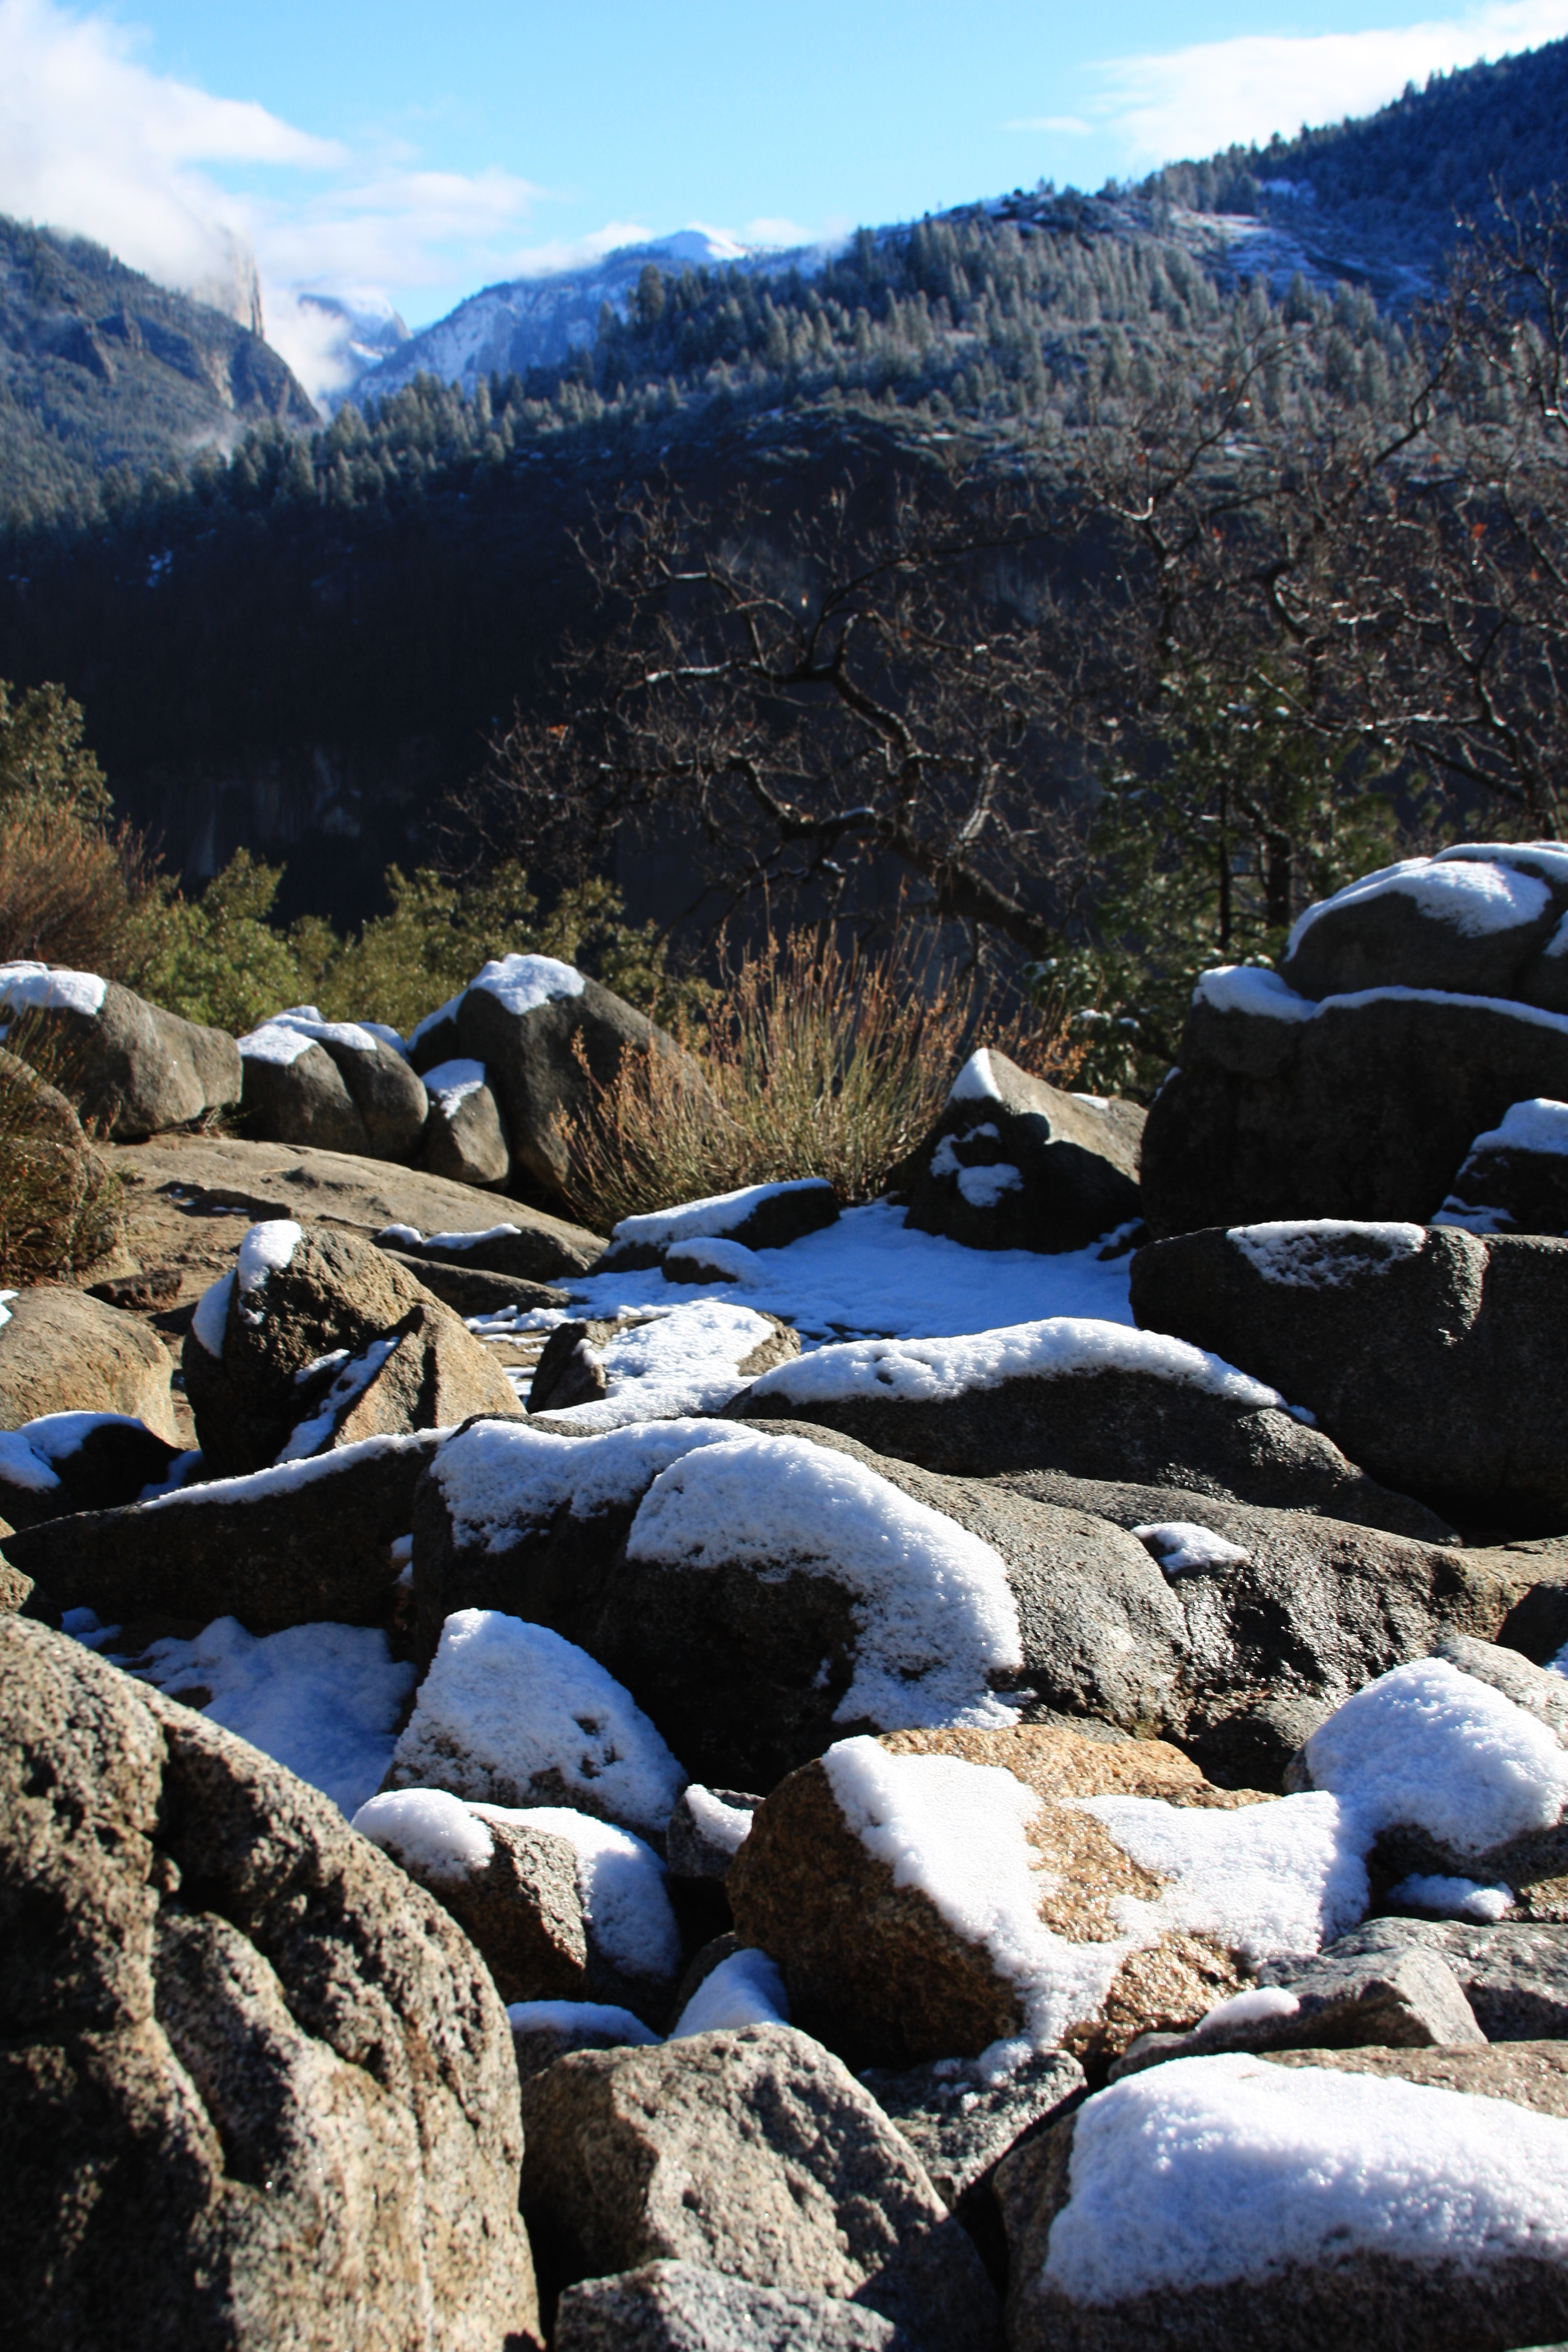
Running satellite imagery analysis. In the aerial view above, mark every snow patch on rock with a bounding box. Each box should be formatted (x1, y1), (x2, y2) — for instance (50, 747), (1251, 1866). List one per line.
(670, 1948), (791, 2038)
(1226, 1220), (1426, 1287)
(352, 1786), (495, 1883)
(469, 953), (585, 1018)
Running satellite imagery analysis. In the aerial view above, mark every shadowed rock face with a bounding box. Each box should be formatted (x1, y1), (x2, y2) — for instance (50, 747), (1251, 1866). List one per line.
(0, 1284), (178, 1443)
(895, 1053), (1144, 1256)
(1130, 1223), (1568, 1533)
(0, 1615), (540, 2352)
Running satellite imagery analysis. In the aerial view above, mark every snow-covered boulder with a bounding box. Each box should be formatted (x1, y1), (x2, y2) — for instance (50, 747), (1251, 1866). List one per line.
(1141, 958), (1568, 1238)
(0, 1409), (181, 1531)
(181, 1218), (456, 1474)
(728, 1725), (1370, 2069)
(1281, 841), (1568, 1006)
(2, 1429), (446, 1631)
(1437, 1095), (1568, 1236)
(1287, 1638), (1568, 1922)
(0, 1616), (540, 2350)
(0, 1284), (178, 1443)
(417, 1057), (511, 1187)
(724, 1316), (1448, 1537)
(995, 2047), (1568, 2350)
(353, 1785), (684, 2024)
(382, 1607), (686, 1840)
(527, 1300), (797, 1424)
(595, 1177), (841, 1273)
(895, 1048), (1144, 1255)
(376, 1213), (603, 1284)
(0, 962), (241, 1138)
(518, 2023), (999, 2347)
(238, 1007), (428, 1161)
(411, 953), (710, 1204)
(1129, 1221), (1568, 1530)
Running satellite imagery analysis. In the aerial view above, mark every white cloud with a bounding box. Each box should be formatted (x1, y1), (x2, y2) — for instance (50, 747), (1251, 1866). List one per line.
(1090, 1), (1568, 168)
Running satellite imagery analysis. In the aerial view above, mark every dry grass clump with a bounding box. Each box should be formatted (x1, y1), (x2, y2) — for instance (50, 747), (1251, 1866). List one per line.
(560, 924), (1078, 1229)
(0, 1033), (123, 1284)
(0, 807), (153, 974)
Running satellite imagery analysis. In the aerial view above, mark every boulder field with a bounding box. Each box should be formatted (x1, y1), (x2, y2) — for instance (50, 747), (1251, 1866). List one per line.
(6, 851), (1568, 2350)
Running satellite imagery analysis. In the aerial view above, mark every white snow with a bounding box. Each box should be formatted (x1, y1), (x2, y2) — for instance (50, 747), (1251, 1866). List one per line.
(627, 1432), (1023, 1731)
(670, 1948), (791, 2038)
(1227, 1220), (1426, 1287)
(1300, 1656), (1568, 1856)
(535, 1300), (786, 1431)
(237, 1004), (382, 1061)
(1039, 2051), (1568, 2302)
(126, 1616), (414, 1815)
(236, 1219), (304, 1298)
(1546, 912), (1568, 961)
(1196, 968), (1568, 1040)
(682, 1785), (754, 1860)
(662, 1236), (765, 1285)
(1287, 855), (1552, 956)
(469, 953), (585, 1018)
(387, 1608), (687, 1838)
(1388, 1872), (1515, 1921)
(505, 1999), (659, 2047)
(276, 1335), (399, 1460)
(566, 1198), (1136, 1345)
(377, 1222), (423, 1248)
(132, 1429), (443, 1515)
(0, 961), (106, 1016)
(423, 1224), (525, 1252)
(742, 1318), (1282, 1413)
(1134, 1523), (1252, 1578)
(0, 1288), (15, 1328)
(1465, 1097), (1568, 1157)
(949, 1048), (1004, 1105)
(1073, 1789), (1371, 1962)
(1191, 1984), (1301, 2034)
(190, 1269), (234, 1357)
(421, 1057), (487, 1108)
(475, 1802), (681, 1980)
(352, 1786), (495, 1883)
(1438, 841), (1568, 884)
(431, 1416), (742, 1559)
(609, 1178), (834, 1252)
(0, 1431), (60, 1492)
(958, 1163), (1024, 1209)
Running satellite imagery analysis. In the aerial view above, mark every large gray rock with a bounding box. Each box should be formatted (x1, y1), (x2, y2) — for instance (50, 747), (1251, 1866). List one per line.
(377, 1250), (569, 1319)
(1437, 1097), (1568, 1236)
(595, 1179), (841, 1275)
(1289, 1914), (1568, 2042)
(419, 1059), (512, 1188)
(518, 2023), (999, 2348)
(555, 2262), (909, 2351)
(446, 955), (707, 1203)
(1, 1428), (443, 1630)
(1139, 965), (1568, 1236)
(0, 966), (241, 1139)
(895, 1050), (1143, 1253)
(278, 1299), (521, 1457)
(860, 2049), (1085, 2211)
(239, 1036), (373, 1155)
(181, 1220), (457, 1475)
(320, 1032), (428, 1161)
(1129, 1221), (1568, 1532)
(0, 1615), (540, 2351)
(995, 2049), (1568, 2350)
(724, 1319), (1452, 1539)
(0, 1284), (178, 1443)
(1280, 845), (1568, 1005)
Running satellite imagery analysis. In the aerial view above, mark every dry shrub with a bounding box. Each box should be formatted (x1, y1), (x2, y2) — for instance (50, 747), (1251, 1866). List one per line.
(560, 925), (1080, 1229)
(0, 808), (152, 973)
(0, 1030), (123, 1284)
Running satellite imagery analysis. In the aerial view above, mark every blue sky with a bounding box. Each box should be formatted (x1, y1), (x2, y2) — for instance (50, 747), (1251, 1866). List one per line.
(1, 0), (1566, 395)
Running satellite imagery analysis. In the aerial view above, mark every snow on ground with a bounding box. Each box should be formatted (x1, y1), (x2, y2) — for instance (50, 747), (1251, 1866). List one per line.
(738, 1317), (1279, 1411)
(1040, 2052), (1568, 2302)
(1300, 1656), (1568, 1856)
(387, 1607), (687, 1837)
(539, 1300), (787, 1430)
(627, 1431), (1024, 1730)
(566, 1198), (1135, 1344)
(670, 1948), (791, 2038)
(123, 1616), (414, 1816)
